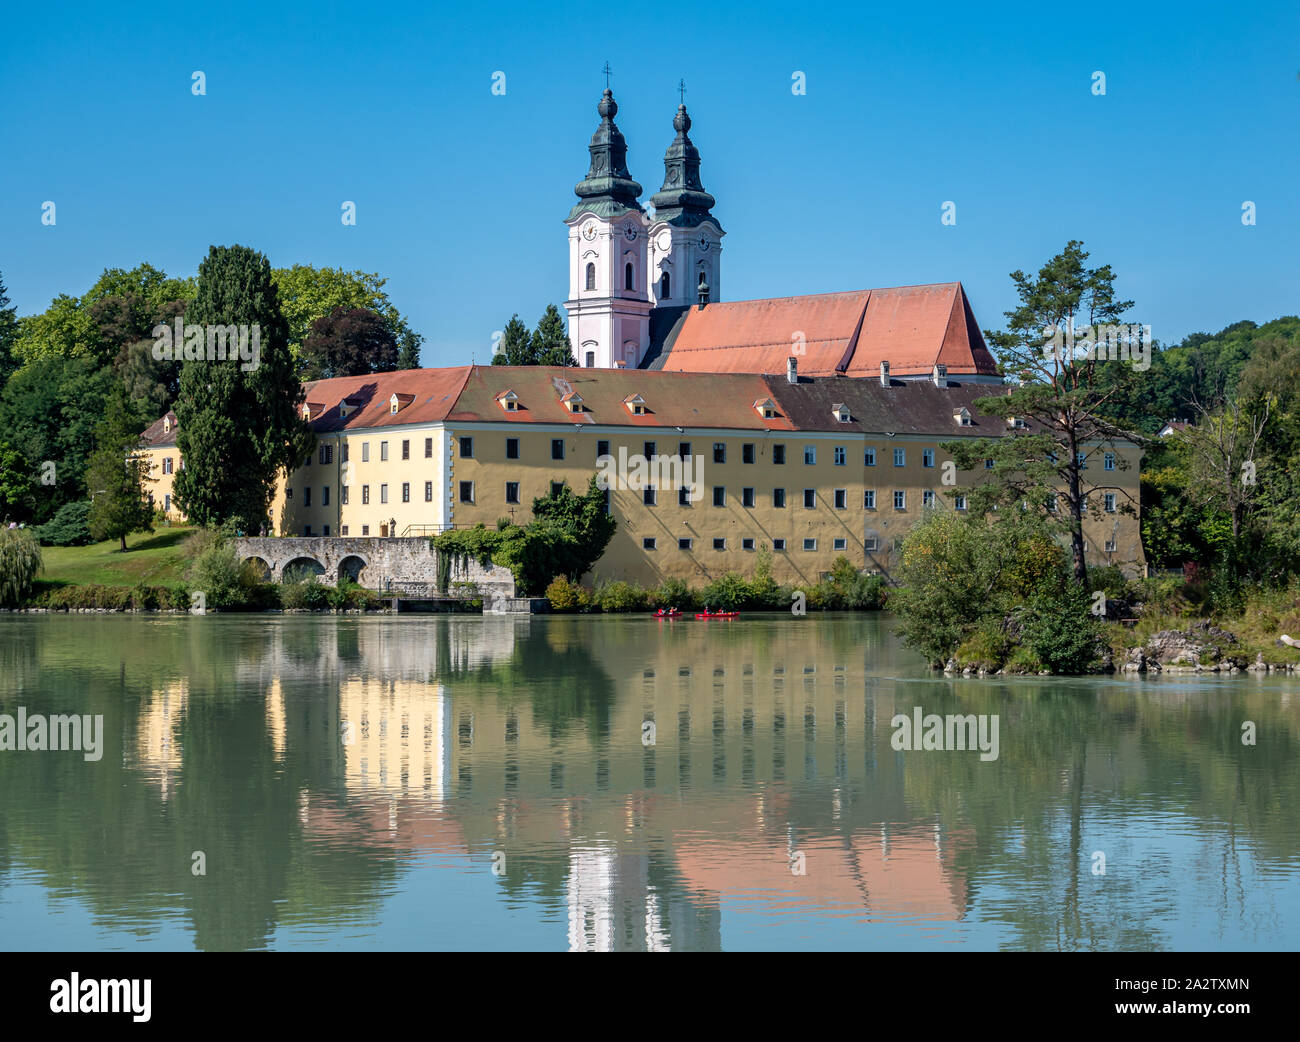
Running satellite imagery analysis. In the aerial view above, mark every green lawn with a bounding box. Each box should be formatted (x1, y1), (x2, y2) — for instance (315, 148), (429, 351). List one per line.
(35, 525), (197, 589)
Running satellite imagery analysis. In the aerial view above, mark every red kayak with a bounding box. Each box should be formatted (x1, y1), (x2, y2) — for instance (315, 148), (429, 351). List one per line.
(694, 611), (739, 619)
(654, 608), (681, 618)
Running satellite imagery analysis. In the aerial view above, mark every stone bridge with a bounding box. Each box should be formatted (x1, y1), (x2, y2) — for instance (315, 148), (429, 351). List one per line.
(231, 536), (520, 608)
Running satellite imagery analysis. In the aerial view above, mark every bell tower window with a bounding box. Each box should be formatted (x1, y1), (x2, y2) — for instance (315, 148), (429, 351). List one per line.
(625, 263), (634, 291)
(585, 263), (596, 291)
(660, 271), (670, 299)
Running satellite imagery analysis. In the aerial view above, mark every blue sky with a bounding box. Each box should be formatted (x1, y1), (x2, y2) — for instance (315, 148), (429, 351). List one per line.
(2, 0), (1296, 367)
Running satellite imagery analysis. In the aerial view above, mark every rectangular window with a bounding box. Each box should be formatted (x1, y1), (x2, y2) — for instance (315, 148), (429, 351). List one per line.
(804, 445), (816, 465)
(712, 538), (726, 551)
(1105, 539), (1117, 552)
(864, 489), (876, 509)
(1104, 452), (1115, 471)
(340, 526), (348, 536)
(772, 444), (786, 465)
(323, 524), (330, 537)
(712, 486), (726, 507)
(164, 493), (170, 511)
(402, 482), (410, 503)
(894, 490), (906, 510)
(425, 437), (433, 459)
(643, 486), (657, 506)
(552, 439), (565, 460)
(678, 486), (691, 506)
(318, 443), (333, 464)
(303, 525), (312, 536)
(922, 448), (934, 468)
(550, 481), (564, 497)
(773, 538), (786, 551)
(773, 488), (786, 508)
(833, 537), (847, 551)
(923, 489), (935, 508)
(597, 440), (610, 459)
(362, 525), (369, 536)
(499, 437), (516, 460)
(286, 487), (293, 500)
(713, 443), (726, 463)
(401, 439), (409, 460)
(322, 486), (330, 506)
(742, 487), (755, 508)
(643, 537), (657, 550)
(362, 442), (370, 462)
(743, 443), (756, 464)
(1077, 452), (1087, 468)
(380, 484), (389, 504)
(304, 487), (311, 507)
(803, 488), (815, 509)
(678, 441), (691, 459)
(893, 448), (905, 467)
(803, 538), (817, 551)
(459, 481), (474, 503)
(678, 537), (693, 550)
(833, 446), (846, 466)
(459, 437), (472, 458)
(984, 458), (995, 470)
(742, 538), (755, 550)
(834, 489), (847, 509)
(163, 457), (173, 475)
(1104, 492), (1117, 513)
(644, 440), (656, 459)
(865, 536), (879, 551)
(865, 447), (876, 467)
(955, 494), (967, 511)
(380, 441), (388, 461)
(362, 485), (370, 505)
(1047, 495), (1058, 513)
(425, 481), (433, 502)
(341, 486), (349, 505)
(501, 481), (517, 504)
(342, 443), (349, 463)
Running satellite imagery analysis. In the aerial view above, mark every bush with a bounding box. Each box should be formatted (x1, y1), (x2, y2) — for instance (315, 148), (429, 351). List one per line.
(699, 572), (750, 611)
(328, 576), (376, 610)
(0, 529), (43, 605)
(186, 532), (261, 609)
(282, 575), (330, 610)
(954, 618), (1012, 670)
(594, 580), (645, 613)
(35, 501), (93, 546)
(1017, 585), (1103, 675)
(648, 577), (693, 611)
(545, 575), (590, 612)
(819, 557), (888, 610)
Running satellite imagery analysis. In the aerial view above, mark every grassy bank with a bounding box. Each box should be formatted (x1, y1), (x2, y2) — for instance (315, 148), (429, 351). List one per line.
(34, 525), (196, 589)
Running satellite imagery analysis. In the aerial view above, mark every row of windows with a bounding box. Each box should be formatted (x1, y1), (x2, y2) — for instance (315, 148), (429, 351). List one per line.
(646, 536), (859, 553)
(299, 436), (1121, 475)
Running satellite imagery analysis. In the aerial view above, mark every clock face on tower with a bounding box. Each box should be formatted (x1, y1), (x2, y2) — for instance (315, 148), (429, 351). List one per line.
(698, 236), (711, 251)
(582, 224), (597, 241)
(623, 226), (638, 241)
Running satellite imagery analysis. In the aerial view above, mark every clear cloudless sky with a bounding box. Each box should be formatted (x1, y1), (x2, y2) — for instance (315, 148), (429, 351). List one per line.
(2, 0), (1297, 367)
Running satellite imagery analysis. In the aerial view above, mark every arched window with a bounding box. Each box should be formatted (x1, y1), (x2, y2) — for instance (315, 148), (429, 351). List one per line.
(625, 263), (634, 291)
(660, 271), (670, 299)
(585, 263), (595, 291)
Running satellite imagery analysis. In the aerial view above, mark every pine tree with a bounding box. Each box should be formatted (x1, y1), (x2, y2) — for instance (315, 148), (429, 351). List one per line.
(85, 386), (155, 551)
(531, 304), (577, 366)
(396, 328), (423, 370)
(0, 271), (18, 384)
(492, 314), (534, 366)
(174, 245), (312, 531)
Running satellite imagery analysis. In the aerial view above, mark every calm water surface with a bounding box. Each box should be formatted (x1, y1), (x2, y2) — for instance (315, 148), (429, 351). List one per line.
(1, 613), (1297, 951)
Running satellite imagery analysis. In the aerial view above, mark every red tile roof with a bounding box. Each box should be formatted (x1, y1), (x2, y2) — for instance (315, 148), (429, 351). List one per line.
(646, 282), (998, 378)
(297, 367), (473, 431)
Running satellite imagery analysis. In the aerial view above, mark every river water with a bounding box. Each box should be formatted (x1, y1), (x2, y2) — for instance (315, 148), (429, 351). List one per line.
(1, 613), (1296, 951)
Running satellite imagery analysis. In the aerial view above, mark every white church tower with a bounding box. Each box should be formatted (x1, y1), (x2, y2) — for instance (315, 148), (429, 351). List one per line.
(564, 89), (653, 369)
(647, 100), (724, 308)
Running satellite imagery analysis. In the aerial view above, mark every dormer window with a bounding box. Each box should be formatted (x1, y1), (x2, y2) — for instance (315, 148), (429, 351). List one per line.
(753, 397), (778, 420)
(389, 392), (415, 415)
(832, 403), (852, 423)
(302, 401), (323, 421)
(623, 393), (648, 416)
(496, 389), (520, 413)
(561, 391), (585, 414)
(1007, 416), (1026, 429)
(162, 415), (174, 434)
(339, 396), (363, 419)
(953, 407), (972, 427)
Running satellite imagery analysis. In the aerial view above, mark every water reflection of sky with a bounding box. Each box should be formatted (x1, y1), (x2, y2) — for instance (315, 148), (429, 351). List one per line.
(2, 614), (1298, 951)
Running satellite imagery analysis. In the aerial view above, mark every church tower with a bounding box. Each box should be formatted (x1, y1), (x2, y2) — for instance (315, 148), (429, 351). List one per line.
(648, 101), (723, 308)
(563, 88), (653, 369)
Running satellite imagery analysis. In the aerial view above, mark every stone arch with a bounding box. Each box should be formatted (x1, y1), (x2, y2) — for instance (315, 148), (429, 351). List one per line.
(241, 556), (272, 582)
(338, 554), (368, 585)
(282, 556), (326, 584)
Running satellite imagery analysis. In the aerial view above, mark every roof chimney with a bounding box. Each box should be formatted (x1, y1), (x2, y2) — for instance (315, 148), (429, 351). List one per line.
(932, 363), (947, 388)
(787, 356), (798, 384)
(879, 360), (890, 387)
